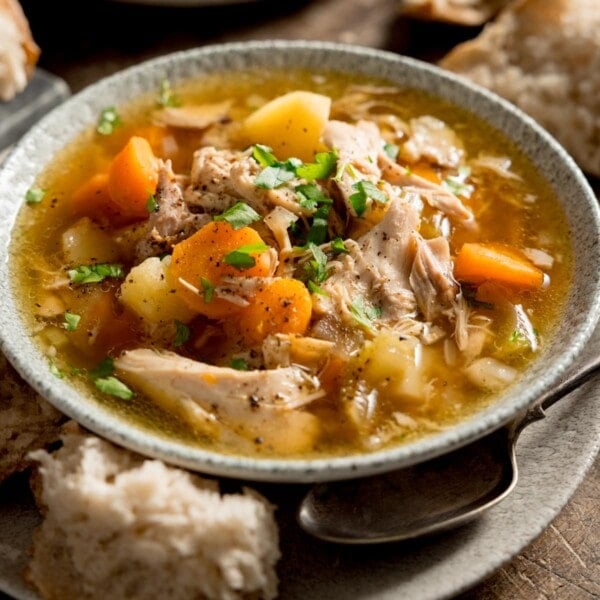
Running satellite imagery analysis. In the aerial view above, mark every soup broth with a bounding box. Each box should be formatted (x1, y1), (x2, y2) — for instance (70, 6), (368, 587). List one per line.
(11, 69), (572, 458)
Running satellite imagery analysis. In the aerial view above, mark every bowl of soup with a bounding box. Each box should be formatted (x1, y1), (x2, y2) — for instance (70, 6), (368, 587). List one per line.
(1, 41), (599, 482)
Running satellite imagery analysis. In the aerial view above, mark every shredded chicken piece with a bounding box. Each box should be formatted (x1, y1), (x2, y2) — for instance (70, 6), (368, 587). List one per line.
(464, 356), (518, 391)
(470, 154), (522, 181)
(153, 100), (233, 130)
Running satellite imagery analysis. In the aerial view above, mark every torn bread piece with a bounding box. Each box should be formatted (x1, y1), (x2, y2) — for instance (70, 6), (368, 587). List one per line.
(0, 352), (64, 484)
(440, 0), (600, 176)
(27, 428), (280, 600)
(399, 0), (510, 26)
(0, 0), (39, 101)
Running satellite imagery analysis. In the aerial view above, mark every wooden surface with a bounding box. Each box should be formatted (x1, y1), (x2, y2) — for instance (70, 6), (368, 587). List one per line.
(18, 0), (600, 597)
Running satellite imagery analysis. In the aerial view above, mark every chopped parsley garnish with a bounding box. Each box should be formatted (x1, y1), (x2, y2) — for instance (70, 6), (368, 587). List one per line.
(90, 357), (115, 379)
(94, 376), (133, 400)
(383, 142), (399, 160)
(252, 144), (278, 167)
(255, 164), (296, 189)
(214, 202), (261, 229)
(67, 263), (124, 285)
(229, 357), (249, 370)
(295, 150), (338, 181)
(223, 242), (269, 270)
(295, 183), (332, 211)
(348, 180), (388, 217)
(174, 320), (191, 347)
(349, 297), (382, 331)
(25, 187), (46, 205)
(96, 106), (122, 136)
(200, 277), (214, 303)
(157, 78), (180, 108)
(331, 237), (348, 254)
(48, 359), (64, 379)
(307, 280), (327, 295)
(306, 204), (330, 245)
(146, 193), (158, 213)
(63, 312), (81, 331)
(303, 242), (330, 288)
(509, 330), (526, 343)
(444, 166), (474, 198)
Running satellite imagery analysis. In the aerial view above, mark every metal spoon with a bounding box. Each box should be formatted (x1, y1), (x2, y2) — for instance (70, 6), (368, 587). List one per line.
(298, 354), (600, 544)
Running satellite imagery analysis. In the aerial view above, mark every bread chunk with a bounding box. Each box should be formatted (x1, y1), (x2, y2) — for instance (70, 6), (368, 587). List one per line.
(27, 429), (280, 600)
(0, 352), (63, 483)
(440, 0), (600, 176)
(400, 0), (510, 26)
(0, 0), (39, 101)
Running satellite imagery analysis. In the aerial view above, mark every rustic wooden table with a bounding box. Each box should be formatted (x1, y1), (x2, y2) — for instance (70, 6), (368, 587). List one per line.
(18, 0), (599, 597)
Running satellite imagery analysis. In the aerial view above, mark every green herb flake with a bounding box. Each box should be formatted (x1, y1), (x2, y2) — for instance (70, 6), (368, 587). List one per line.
(304, 242), (330, 286)
(67, 263), (124, 285)
(229, 357), (249, 371)
(255, 165), (296, 189)
(349, 180), (388, 217)
(96, 106), (122, 136)
(295, 183), (332, 211)
(509, 330), (526, 343)
(214, 202), (261, 229)
(383, 142), (399, 160)
(90, 357), (115, 379)
(200, 277), (214, 303)
(252, 144), (278, 168)
(146, 193), (158, 213)
(63, 312), (81, 331)
(157, 78), (180, 108)
(295, 150), (338, 181)
(48, 359), (64, 379)
(331, 237), (348, 254)
(444, 166), (474, 198)
(306, 204), (330, 246)
(174, 320), (191, 347)
(307, 280), (328, 296)
(94, 376), (133, 400)
(224, 242), (269, 270)
(25, 187), (46, 205)
(349, 297), (382, 331)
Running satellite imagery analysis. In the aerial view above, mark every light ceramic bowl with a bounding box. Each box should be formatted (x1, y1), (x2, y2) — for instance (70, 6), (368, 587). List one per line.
(1, 41), (599, 483)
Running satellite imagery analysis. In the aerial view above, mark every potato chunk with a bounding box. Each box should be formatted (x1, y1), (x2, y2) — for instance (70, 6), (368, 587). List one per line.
(243, 91), (331, 162)
(61, 217), (120, 265)
(119, 257), (196, 325)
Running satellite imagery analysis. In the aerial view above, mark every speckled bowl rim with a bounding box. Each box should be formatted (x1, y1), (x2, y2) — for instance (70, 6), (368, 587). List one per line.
(1, 41), (599, 483)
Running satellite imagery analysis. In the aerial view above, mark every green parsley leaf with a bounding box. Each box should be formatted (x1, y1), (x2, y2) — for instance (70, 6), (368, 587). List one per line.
(509, 330), (525, 343)
(174, 320), (191, 347)
(349, 297), (382, 331)
(331, 237), (348, 254)
(349, 180), (388, 216)
(146, 193), (158, 213)
(255, 165), (296, 189)
(67, 263), (124, 285)
(157, 78), (180, 108)
(229, 357), (249, 370)
(252, 144), (278, 168)
(48, 359), (64, 379)
(306, 204), (330, 245)
(200, 277), (214, 303)
(303, 242), (330, 285)
(94, 376), (133, 400)
(25, 187), (46, 205)
(90, 357), (114, 379)
(307, 280), (328, 296)
(444, 166), (474, 198)
(224, 242), (269, 270)
(295, 150), (338, 181)
(63, 312), (81, 331)
(97, 106), (122, 136)
(214, 202), (261, 229)
(295, 183), (332, 211)
(383, 142), (399, 160)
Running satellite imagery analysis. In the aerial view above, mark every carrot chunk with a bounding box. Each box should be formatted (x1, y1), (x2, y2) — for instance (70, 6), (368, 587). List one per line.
(237, 278), (312, 345)
(108, 136), (159, 221)
(71, 173), (132, 227)
(454, 243), (544, 289)
(170, 221), (273, 318)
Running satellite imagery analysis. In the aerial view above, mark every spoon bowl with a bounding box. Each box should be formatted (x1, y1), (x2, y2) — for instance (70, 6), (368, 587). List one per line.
(298, 355), (600, 543)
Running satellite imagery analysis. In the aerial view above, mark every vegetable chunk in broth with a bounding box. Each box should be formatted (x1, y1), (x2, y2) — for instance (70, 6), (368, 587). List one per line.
(11, 69), (572, 458)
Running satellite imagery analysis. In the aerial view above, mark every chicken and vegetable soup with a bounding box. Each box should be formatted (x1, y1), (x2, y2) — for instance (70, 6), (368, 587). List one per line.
(12, 70), (571, 457)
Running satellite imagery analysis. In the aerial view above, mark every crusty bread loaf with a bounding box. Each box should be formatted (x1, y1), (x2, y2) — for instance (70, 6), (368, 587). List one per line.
(440, 0), (600, 176)
(0, 0), (39, 101)
(0, 352), (63, 484)
(400, 0), (510, 26)
(27, 429), (280, 600)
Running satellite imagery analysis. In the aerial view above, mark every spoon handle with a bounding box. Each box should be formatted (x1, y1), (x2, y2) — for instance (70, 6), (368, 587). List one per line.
(518, 353), (600, 433)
